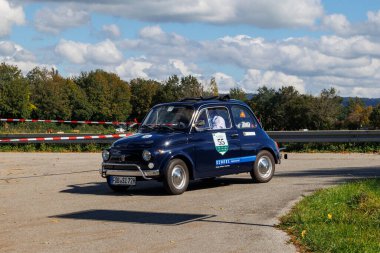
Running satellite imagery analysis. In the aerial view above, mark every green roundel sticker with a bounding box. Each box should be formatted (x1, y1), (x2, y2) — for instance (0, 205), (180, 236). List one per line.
(212, 132), (229, 155)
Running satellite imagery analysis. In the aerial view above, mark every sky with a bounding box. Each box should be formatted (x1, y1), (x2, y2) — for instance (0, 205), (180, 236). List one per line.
(1, 0), (380, 97)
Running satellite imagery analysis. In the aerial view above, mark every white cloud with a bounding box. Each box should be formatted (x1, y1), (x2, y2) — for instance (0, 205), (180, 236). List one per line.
(34, 6), (90, 34)
(322, 11), (380, 38)
(115, 59), (152, 80)
(0, 40), (52, 73)
(55, 39), (123, 65)
(115, 58), (200, 81)
(22, 0), (323, 28)
(101, 24), (121, 38)
(213, 72), (237, 93)
(322, 14), (351, 35)
(0, 0), (25, 37)
(242, 69), (306, 93)
(50, 25), (380, 97)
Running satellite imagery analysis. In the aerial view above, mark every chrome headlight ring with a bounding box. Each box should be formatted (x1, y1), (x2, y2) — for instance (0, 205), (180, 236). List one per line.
(142, 150), (152, 161)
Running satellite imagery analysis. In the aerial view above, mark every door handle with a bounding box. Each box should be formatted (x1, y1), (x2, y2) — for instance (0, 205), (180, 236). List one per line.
(230, 133), (239, 138)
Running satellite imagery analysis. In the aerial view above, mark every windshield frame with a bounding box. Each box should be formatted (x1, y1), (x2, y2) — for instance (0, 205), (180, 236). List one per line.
(139, 104), (195, 133)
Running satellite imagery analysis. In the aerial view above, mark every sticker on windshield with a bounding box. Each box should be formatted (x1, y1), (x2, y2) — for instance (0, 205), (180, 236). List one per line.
(167, 106), (174, 112)
(212, 132), (229, 155)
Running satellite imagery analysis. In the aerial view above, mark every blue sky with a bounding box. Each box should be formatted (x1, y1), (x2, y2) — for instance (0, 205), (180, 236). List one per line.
(1, 0), (380, 97)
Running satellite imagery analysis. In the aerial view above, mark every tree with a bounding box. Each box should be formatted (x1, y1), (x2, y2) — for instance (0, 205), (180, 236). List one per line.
(75, 70), (131, 121)
(203, 77), (219, 97)
(180, 75), (203, 98)
(0, 63), (31, 118)
(130, 78), (160, 121)
(27, 67), (72, 119)
(65, 78), (92, 120)
(345, 97), (372, 129)
(249, 87), (279, 130)
(310, 88), (343, 130)
(153, 75), (182, 104)
(369, 103), (380, 129)
(229, 87), (246, 101)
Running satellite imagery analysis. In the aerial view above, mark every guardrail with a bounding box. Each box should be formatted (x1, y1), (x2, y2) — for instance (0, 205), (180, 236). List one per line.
(267, 130), (380, 143)
(0, 130), (379, 144)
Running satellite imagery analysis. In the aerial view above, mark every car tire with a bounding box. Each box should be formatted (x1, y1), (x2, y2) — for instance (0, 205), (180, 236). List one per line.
(250, 150), (275, 183)
(106, 177), (131, 192)
(163, 159), (189, 195)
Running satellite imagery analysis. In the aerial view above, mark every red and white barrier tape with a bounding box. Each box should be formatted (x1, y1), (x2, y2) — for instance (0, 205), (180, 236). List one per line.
(0, 133), (133, 143)
(0, 118), (139, 125)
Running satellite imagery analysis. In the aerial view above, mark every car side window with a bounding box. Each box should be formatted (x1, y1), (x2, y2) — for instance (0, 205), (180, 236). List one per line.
(194, 109), (210, 130)
(195, 107), (231, 130)
(207, 107), (231, 129)
(231, 105), (257, 129)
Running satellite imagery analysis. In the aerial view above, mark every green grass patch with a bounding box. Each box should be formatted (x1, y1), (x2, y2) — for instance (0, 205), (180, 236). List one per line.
(0, 122), (118, 134)
(279, 179), (380, 253)
(0, 143), (109, 152)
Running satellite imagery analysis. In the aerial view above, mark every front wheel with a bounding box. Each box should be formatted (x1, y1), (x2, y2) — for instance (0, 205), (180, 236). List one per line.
(250, 151), (275, 183)
(106, 177), (131, 192)
(163, 159), (189, 195)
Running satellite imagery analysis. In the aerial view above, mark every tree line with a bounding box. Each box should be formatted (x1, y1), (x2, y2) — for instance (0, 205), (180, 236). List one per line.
(0, 62), (379, 130)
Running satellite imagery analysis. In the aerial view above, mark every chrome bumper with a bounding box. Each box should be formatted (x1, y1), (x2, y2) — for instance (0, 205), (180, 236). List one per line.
(100, 163), (160, 180)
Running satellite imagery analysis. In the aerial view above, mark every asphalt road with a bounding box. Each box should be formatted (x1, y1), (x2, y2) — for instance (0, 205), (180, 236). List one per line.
(1, 153), (379, 253)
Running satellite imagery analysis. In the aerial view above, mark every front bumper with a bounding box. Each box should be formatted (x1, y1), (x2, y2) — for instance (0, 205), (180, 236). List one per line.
(100, 163), (160, 180)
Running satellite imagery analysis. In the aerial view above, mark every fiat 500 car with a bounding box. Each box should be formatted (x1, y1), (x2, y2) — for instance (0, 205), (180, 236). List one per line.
(100, 96), (281, 195)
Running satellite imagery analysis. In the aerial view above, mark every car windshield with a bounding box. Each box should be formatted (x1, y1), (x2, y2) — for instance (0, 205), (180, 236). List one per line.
(140, 105), (194, 132)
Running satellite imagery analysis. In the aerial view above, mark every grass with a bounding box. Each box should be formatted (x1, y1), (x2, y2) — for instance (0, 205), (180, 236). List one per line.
(279, 179), (380, 253)
(0, 143), (110, 152)
(0, 122), (117, 134)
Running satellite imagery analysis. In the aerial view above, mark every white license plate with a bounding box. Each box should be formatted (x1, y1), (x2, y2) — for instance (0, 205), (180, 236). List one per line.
(110, 176), (136, 186)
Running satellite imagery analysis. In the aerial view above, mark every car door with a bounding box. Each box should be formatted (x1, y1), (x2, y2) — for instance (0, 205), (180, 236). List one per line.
(191, 106), (241, 178)
(230, 105), (261, 172)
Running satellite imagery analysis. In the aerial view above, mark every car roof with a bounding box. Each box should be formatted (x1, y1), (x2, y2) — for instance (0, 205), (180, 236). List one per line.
(153, 96), (249, 109)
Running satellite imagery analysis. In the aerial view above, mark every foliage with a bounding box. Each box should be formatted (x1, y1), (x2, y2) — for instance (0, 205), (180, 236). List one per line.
(0, 63), (31, 118)
(27, 67), (72, 119)
(130, 78), (160, 121)
(229, 87), (246, 101)
(203, 77), (219, 97)
(180, 75), (203, 98)
(74, 69), (132, 121)
(249, 86), (344, 130)
(0, 62), (378, 132)
(369, 103), (380, 129)
(279, 179), (380, 253)
(345, 97), (373, 129)
(0, 143), (109, 152)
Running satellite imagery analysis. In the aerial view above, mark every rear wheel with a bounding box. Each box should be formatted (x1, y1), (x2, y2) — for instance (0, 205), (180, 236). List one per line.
(250, 151), (275, 183)
(106, 177), (131, 192)
(163, 159), (189, 195)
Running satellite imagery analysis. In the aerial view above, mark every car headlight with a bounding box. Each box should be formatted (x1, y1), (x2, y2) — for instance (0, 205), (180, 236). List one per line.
(142, 150), (152, 161)
(102, 150), (110, 161)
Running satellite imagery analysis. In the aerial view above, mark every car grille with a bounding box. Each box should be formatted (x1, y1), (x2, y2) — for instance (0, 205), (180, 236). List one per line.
(108, 148), (144, 164)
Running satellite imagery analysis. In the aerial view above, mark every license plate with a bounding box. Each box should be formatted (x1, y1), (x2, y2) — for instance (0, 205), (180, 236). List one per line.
(110, 176), (136, 186)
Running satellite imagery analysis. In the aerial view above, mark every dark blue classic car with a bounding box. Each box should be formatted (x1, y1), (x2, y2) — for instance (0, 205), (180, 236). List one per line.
(100, 96), (281, 195)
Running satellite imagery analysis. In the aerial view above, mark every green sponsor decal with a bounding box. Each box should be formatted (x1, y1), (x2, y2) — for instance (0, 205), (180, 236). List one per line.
(212, 132), (229, 155)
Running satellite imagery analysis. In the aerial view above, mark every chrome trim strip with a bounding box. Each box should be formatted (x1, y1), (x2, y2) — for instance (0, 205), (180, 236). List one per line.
(101, 163), (159, 180)
(103, 169), (160, 177)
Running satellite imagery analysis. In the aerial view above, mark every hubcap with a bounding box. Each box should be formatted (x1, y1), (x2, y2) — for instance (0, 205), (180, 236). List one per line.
(257, 156), (272, 178)
(171, 165), (186, 189)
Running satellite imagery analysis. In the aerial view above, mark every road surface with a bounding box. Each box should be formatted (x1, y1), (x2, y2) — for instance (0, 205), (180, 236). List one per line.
(0, 153), (379, 253)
